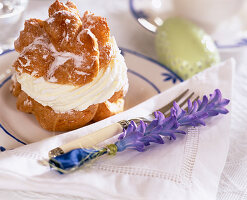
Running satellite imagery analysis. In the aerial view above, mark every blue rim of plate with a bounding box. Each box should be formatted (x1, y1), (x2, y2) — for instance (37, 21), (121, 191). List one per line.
(0, 74), (27, 146)
(129, 0), (247, 49)
(0, 47), (183, 148)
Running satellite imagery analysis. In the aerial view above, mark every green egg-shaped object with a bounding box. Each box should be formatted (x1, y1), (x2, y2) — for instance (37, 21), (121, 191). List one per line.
(155, 17), (220, 80)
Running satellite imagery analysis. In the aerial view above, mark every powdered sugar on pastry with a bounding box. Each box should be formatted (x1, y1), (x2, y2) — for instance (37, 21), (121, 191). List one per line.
(47, 43), (87, 81)
(16, 37), (128, 113)
(17, 35), (94, 82)
(14, 3), (102, 86)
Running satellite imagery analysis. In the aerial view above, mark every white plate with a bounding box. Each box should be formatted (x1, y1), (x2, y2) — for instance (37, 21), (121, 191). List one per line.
(0, 48), (182, 150)
(129, 0), (247, 49)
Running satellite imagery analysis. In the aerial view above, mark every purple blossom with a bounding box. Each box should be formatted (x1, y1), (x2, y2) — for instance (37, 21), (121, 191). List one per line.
(115, 89), (230, 152)
(115, 121), (146, 152)
(115, 112), (185, 152)
(172, 89), (230, 126)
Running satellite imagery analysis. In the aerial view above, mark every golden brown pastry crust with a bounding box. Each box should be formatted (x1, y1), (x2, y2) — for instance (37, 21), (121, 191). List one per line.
(12, 82), (125, 132)
(93, 90), (124, 121)
(32, 101), (98, 132)
(13, 0), (112, 86)
(13, 83), (98, 131)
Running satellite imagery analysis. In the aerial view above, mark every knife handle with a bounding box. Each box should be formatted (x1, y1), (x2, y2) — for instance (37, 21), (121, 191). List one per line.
(49, 120), (130, 158)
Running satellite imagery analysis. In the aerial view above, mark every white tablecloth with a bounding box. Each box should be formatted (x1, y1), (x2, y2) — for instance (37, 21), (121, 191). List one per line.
(1, 0), (247, 199)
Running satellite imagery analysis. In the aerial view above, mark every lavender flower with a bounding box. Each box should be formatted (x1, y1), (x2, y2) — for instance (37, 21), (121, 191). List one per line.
(115, 112), (185, 152)
(115, 89), (229, 152)
(172, 89), (230, 126)
(115, 121), (146, 152)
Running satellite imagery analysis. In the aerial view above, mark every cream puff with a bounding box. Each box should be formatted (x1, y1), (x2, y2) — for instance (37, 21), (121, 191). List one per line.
(11, 0), (128, 131)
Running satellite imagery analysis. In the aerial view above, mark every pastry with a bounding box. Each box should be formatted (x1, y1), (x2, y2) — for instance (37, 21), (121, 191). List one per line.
(11, 0), (128, 132)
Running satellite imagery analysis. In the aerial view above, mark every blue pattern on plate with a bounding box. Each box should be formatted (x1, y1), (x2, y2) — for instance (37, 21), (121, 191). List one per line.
(120, 48), (160, 93)
(129, 0), (148, 20)
(120, 48), (183, 83)
(128, 69), (161, 93)
(215, 38), (247, 49)
(0, 75), (27, 145)
(162, 73), (177, 84)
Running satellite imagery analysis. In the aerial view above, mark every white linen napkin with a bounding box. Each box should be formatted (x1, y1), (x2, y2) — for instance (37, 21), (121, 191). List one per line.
(0, 59), (234, 200)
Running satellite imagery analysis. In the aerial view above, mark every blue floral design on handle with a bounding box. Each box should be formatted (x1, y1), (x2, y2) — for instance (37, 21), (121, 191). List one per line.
(0, 146), (6, 152)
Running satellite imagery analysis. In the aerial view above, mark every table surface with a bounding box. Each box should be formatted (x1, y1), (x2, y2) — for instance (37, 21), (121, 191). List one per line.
(2, 0), (247, 199)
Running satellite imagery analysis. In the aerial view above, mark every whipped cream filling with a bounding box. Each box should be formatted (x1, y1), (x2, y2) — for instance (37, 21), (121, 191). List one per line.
(16, 38), (128, 113)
